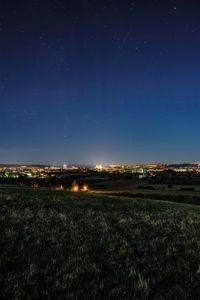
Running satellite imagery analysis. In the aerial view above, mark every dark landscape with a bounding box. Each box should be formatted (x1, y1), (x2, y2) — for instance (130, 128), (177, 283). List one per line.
(1, 0), (200, 298)
(1, 185), (200, 299)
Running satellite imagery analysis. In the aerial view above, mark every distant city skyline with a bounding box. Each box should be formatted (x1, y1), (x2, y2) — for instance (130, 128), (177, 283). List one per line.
(1, 1), (200, 164)
(1, 160), (200, 167)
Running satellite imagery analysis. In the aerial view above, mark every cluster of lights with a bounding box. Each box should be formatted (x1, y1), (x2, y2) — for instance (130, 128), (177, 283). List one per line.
(71, 181), (89, 192)
(95, 164), (103, 170)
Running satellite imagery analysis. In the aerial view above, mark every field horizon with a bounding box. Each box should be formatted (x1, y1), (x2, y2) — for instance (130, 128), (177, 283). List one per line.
(1, 186), (200, 299)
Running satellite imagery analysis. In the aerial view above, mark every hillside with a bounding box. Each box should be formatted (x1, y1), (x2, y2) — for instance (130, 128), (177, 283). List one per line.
(1, 186), (200, 299)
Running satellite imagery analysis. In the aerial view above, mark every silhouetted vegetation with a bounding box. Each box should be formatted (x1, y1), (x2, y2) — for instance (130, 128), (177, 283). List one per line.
(180, 187), (195, 192)
(137, 185), (155, 190)
(148, 171), (200, 185)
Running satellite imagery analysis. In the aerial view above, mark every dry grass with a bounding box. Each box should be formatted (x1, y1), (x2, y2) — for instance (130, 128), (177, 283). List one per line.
(1, 186), (200, 299)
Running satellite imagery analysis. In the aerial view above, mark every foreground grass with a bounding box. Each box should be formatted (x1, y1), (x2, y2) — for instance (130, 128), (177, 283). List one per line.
(1, 186), (200, 299)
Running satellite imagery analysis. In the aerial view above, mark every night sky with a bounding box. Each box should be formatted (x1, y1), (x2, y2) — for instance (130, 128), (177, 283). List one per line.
(1, 0), (200, 165)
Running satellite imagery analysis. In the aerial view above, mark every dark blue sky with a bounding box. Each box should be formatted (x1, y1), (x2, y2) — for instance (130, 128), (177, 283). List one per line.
(1, 0), (200, 165)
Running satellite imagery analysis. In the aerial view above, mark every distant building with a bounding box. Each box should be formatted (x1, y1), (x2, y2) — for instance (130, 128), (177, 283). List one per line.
(139, 174), (147, 180)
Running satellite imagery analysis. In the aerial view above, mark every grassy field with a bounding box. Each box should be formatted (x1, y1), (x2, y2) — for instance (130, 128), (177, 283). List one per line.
(1, 186), (200, 299)
(92, 178), (200, 193)
(92, 179), (200, 205)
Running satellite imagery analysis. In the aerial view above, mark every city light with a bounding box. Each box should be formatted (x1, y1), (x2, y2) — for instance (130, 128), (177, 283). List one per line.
(95, 164), (103, 171)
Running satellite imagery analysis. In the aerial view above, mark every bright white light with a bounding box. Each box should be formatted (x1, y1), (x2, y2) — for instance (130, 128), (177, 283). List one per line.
(95, 164), (103, 170)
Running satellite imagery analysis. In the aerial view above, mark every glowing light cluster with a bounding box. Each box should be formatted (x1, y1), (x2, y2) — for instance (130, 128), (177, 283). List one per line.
(95, 164), (103, 170)
(71, 181), (79, 192)
(71, 181), (89, 192)
(81, 184), (89, 192)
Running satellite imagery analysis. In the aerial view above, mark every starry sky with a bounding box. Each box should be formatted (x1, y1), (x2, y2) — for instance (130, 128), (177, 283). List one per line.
(1, 0), (200, 165)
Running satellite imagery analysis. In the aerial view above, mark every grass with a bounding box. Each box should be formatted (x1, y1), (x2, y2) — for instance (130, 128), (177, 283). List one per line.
(93, 180), (200, 205)
(1, 186), (200, 299)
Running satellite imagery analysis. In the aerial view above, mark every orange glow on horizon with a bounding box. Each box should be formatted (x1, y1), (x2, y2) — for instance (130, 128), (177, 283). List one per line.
(71, 180), (79, 192)
(81, 184), (89, 192)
